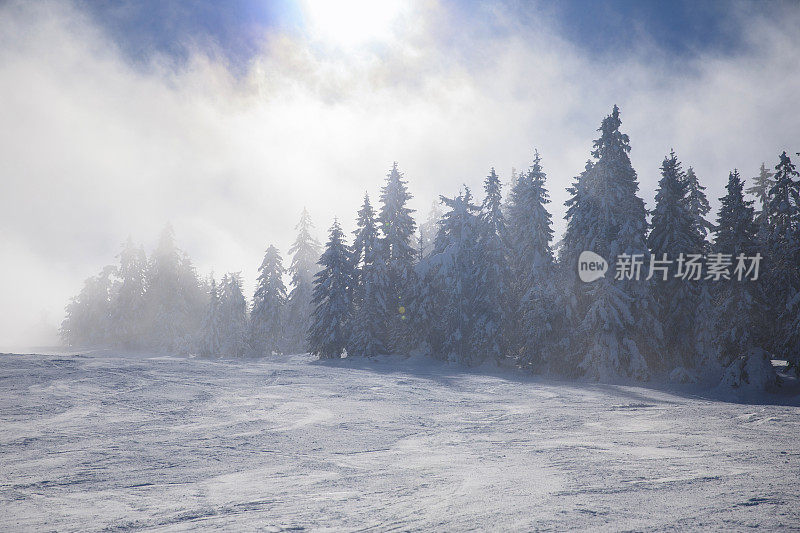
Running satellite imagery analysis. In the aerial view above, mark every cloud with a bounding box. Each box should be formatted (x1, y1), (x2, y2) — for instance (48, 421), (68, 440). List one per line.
(0, 0), (798, 348)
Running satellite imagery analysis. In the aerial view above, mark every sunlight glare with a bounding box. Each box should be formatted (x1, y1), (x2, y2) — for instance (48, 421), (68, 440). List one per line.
(300, 0), (405, 47)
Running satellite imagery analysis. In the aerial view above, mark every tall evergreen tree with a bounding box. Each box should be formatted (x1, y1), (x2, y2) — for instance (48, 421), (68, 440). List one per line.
(506, 151), (557, 367)
(472, 168), (509, 363)
(309, 219), (352, 359)
(178, 251), (206, 350)
(378, 162), (417, 354)
(249, 245), (287, 356)
(286, 208), (321, 353)
(198, 275), (222, 357)
(647, 151), (704, 372)
(218, 273), (248, 357)
(764, 152), (800, 373)
(144, 225), (182, 351)
(713, 170), (774, 389)
(681, 167), (713, 245)
(433, 187), (481, 364)
(351, 193), (377, 299)
(715, 170), (757, 255)
(144, 225), (204, 353)
(560, 105), (661, 379)
(110, 237), (147, 349)
(746, 162), (776, 223)
(349, 195), (389, 357)
(60, 265), (116, 348)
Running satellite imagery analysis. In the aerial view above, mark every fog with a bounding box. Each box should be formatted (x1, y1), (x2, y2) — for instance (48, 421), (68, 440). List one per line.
(1, 0), (798, 349)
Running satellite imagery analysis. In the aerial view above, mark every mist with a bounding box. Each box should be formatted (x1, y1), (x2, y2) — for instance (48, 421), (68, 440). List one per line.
(1, 0), (799, 349)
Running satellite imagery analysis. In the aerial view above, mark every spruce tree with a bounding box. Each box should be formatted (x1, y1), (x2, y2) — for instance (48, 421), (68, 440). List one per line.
(560, 106), (660, 379)
(110, 237), (147, 349)
(144, 225), (181, 351)
(177, 251), (206, 351)
(60, 266), (115, 348)
(351, 193), (378, 301)
(434, 188), (481, 364)
(715, 170), (757, 255)
(249, 245), (287, 356)
(749, 162), (779, 361)
(681, 167), (713, 245)
(198, 275), (222, 357)
(350, 241), (390, 358)
(764, 152), (800, 373)
(286, 209), (321, 353)
(144, 225), (204, 353)
(349, 195), (389, 357)
(714, 170), (774, 389)
(647, 150), (704, 372)
(378, 162), (417, 354)
(506, 151), (557, 368)
(217, 273), (248, 357)
(746, 162), (776, 223)
(309, 219), (352, 359)
(472, 168), (508, 364)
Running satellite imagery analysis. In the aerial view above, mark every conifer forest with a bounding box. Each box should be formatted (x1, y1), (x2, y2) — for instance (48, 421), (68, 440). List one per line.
(3, 1), (800, 530)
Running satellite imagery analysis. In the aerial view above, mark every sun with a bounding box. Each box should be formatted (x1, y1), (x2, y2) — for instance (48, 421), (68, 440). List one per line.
(299, 0), (405, 48)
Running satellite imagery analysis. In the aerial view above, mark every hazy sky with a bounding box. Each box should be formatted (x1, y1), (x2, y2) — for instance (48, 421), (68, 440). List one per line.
(1, 0), (798, 349)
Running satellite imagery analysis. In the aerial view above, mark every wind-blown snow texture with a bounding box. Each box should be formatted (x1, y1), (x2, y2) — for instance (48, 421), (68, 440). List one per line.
(1, 352), (799, 531)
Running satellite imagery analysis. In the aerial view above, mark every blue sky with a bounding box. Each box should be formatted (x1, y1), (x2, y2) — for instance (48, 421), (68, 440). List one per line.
(80, 0), (760, 72)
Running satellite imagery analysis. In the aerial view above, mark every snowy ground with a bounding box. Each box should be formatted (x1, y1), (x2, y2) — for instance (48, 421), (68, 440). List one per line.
(1, 351), (799, 531)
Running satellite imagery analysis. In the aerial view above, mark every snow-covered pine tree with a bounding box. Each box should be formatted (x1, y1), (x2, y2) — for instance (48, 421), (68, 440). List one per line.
(351, 193), (377, 301)
(647, 151), (705, 372)
(763, 152), (800, 373)
(557, 160), (596, 371)
(177, 251), (206, 352)
(309, 219), (352, 359)
(472, 168), (509, 364)
(433, 187), (481, 364)
(60, 265), (116, 348)
(714, 170), (775, 389)
(144, 225), (204, 353)
(559, 105), (660, 380)
(198, 275), (222, 357)
(217, 273), (248, 357)
(505, 151), (557, 368)
(249, 245), (287, 356)
(349, 195), (389, 357)
(748, 162), (779, 360)
(715, 170), (758, 254)
(110, 237), (147, 349)
(286, 208), (322, 354)
(377, 162), (417, 354)
(143, 226), (181, 350)
(681, 166), (714, 246)
(746, 162), (776, 224)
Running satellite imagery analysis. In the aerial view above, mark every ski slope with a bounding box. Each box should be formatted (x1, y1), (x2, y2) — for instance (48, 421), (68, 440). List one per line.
(1, 351), (799, 531)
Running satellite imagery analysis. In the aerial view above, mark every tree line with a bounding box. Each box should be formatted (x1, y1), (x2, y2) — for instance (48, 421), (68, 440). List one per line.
(61, 106), (800, 390)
